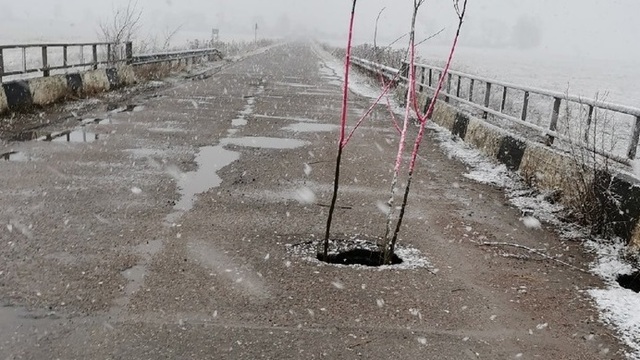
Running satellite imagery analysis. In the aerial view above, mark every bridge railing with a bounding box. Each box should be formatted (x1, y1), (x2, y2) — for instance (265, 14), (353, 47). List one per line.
(0, 41), (222, 82)
(352, 57), (640, 164)
(131, 48), (222, 66)
(0, 42), (132, 82)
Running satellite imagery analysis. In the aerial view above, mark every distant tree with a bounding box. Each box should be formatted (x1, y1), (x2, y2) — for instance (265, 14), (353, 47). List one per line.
(512, 15), (541, 49)
(99, 0), (142, 44)
(99, 0), (143, 58)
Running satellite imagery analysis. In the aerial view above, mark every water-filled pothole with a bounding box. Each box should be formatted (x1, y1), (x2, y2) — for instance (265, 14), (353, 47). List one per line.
(47, 129), (99, 143)
(283, 123), (339, 133)
(617, 272), (640, 293)
(221, 137), (310, 149)
(12, 130), (41, 142)
(319, 249), (402, 267)
(287, 235), (431, 270)
(165, 145), (240, 224)
(1, 151), (29, 162)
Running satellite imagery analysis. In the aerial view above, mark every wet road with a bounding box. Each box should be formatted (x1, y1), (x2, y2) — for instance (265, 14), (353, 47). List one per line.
(0, 43), (625, 359)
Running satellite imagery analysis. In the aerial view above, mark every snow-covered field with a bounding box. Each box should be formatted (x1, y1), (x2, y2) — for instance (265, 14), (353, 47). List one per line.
(419, 45), (640, 106)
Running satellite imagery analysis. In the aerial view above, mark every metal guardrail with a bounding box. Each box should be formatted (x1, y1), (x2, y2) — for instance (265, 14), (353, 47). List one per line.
(0, 42), (131, 82)
(132, 48), (222, 66)
(351, 57), (640, 163)
(1, 41), (222, 82)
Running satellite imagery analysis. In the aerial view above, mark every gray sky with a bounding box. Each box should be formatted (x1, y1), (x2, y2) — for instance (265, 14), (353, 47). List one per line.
(1, 0), (639, 60)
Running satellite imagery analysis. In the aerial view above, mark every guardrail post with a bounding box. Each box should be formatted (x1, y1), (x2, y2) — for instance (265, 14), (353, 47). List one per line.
(126, 42), (133, 65)
(107, 44), (112, 63)
(428, 68), (432, 87)
(500, 86), (508, 112)
(521, 91), (529, 121)
(584, 105), (594, 142)
(22, 47), (27, 73)
(92, 44), (98, 70)
(468, 79), (474, 101)
(456, 75), (461, 98)
(42, 46), (50, 77)
(546, 97), (562, 145)
(445, 73), (452, 103)
(0, 48), (4, 82)
(418, 67), (425, 92)
(400, 62), (409, 80)
(63, 46), (68, 67)
(627, 116), (640, 160)
(483, 82), (492, 119)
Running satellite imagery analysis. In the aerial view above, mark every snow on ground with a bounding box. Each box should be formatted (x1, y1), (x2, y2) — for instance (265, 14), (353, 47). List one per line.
(432, 121), (640, 359)
(323, 50), (640, 358)
(286, 236), (434, 271)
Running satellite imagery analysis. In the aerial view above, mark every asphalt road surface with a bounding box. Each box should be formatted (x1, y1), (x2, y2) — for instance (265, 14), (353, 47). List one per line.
(0, 42), (625, 359)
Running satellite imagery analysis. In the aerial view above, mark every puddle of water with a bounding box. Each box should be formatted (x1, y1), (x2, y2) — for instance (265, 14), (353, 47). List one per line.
(254, 114), (318, 123)
(171, 145), (240, 215)
(47, 129), (99, 143)
(13, 130), (41, 142)
(232, 118), (248, 127)
(283, 123), (339, 133)
(97, 118), (120, 125)
(300, 91), (340, 96)
(149, 127), (186, 133)
(109, 104), (144, 114)
(273, 81), (316, 88)
(221, 137), (310, 149)
(1, 151), (30, 162)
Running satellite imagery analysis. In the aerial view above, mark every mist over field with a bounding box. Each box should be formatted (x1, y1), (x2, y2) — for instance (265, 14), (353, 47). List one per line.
(1, 0), (638, 101)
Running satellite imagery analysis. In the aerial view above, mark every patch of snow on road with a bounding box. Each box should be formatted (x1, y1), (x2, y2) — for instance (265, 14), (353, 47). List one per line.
(286, 236), (434, 271)
(584, 239), (640, 359)
(430, 125), (516, 188)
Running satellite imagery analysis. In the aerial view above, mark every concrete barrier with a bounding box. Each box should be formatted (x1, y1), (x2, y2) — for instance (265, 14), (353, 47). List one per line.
(402, 83), (640, 247)
(0, 65), (138, 115)
(0, 86), (7, 114)
(29, 75), (69, 106)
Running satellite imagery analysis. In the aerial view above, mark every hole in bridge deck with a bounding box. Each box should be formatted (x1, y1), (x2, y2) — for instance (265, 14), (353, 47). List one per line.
(318, 249), (403, 267)
(617, 272), (640, 293)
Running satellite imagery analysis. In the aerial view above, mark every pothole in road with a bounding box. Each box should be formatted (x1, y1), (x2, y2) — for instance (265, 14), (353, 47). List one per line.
(221, 136), (310, 149)
(45, 129), (99, 143)
(617, 272), (640, 293)
(287, 235), (432, 270)
(319, 248), (403, 267)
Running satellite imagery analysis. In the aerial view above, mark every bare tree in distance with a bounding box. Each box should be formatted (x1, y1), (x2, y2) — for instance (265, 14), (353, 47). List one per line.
(99, 0), (143, 59)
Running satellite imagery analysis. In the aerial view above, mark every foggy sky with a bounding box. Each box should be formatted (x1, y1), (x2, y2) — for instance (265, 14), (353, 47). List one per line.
(1, 0), (639, 60)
